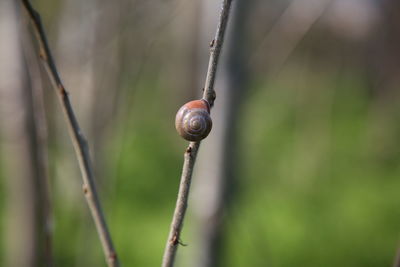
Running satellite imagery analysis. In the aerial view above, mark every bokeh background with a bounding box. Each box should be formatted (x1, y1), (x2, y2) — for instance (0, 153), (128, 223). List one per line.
(1, 0), (400, 266)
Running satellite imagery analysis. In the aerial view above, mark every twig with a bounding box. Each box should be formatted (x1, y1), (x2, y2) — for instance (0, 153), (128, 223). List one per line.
(162, 1), (233, 266)
(20, 1), (119, 266)
(202, 0), (233, 106)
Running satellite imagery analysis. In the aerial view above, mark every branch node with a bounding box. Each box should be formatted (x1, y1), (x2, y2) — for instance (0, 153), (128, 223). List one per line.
(209, 39), (215, 48)
(208, 90), (216, 107)
(82, 185), (89, 194)
(170, 234), (179, 246)
(109, 252), (117, 261)
(58, 85), (67, 96)
(39, 50), (46, 60)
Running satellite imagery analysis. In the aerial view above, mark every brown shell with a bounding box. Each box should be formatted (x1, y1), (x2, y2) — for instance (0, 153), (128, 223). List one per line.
(175, 99), (212, 141)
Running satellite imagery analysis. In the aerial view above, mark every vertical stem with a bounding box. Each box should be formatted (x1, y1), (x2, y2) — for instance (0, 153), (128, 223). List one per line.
(162, 1), (233, 267)
(202, 0), (234, 105)
(193, 1), (250, 266)
(162, 142), (200, 267)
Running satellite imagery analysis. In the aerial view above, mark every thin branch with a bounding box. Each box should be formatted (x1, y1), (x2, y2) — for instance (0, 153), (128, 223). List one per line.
(162, 1), (233, 266)
(192, 1), (250, 266)
(20, 1), (119, 266)
(202, 0), (233, 106)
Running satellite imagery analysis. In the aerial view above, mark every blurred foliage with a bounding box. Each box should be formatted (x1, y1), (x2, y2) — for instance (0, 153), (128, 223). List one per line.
(43, 67), (400, 266)
(222, 67), (400, 267)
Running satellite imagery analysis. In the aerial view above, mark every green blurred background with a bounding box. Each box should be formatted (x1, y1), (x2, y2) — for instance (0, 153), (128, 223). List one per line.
(1, 0), (400, 266)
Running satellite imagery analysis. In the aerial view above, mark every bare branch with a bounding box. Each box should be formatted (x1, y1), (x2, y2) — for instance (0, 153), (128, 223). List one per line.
(19, 1), (119, 266)
(202, 0), (233, 106)
(162, 1), (233, 266)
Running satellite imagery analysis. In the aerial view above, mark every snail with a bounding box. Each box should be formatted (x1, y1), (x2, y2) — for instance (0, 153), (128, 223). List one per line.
(175, 99), (212, 141)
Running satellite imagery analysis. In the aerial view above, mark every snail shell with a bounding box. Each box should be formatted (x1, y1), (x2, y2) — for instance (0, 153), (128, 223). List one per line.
(175, 99), (212, 141)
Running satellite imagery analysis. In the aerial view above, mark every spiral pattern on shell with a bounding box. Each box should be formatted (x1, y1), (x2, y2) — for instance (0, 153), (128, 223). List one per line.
(175, 99), (212, 141)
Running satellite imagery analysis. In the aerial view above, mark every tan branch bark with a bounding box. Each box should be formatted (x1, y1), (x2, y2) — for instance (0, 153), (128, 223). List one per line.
(20, 1), (119, 266)
(162, 1), (233, 267)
